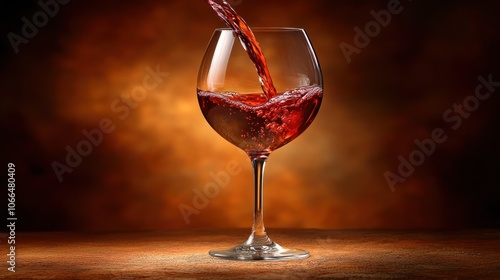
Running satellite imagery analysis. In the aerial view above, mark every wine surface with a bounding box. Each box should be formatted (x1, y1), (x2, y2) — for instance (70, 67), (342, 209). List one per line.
(204, 0), (277, 99)
(198, 86), (322, 154)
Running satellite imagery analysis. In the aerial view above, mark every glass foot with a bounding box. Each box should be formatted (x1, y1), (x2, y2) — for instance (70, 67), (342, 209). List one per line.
(209, 242), (309, 260)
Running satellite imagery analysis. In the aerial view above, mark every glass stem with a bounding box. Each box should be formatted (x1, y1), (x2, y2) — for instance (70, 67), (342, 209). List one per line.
(245, 154), (273, 247)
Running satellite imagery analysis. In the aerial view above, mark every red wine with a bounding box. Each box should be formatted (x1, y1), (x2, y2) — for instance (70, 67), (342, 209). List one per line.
(198, 85), (322, 154)
(204, 0), (277, 99)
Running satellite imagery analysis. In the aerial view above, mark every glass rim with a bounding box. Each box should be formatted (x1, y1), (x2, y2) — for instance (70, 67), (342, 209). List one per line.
(214, 27), (305, 32)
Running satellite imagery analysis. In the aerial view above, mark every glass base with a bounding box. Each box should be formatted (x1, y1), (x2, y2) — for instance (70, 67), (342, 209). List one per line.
(209, 242), (309, 261)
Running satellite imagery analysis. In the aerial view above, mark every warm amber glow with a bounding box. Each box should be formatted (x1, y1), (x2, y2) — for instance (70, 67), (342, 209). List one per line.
(5, 0), (499, 231)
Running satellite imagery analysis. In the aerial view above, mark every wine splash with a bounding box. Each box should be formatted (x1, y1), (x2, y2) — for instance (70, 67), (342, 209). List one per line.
(203, 0), (277, 99)
(198, 85), (323, 153)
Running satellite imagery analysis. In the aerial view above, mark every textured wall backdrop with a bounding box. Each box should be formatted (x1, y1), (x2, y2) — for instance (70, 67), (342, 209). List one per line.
(1, 0), (499, 231)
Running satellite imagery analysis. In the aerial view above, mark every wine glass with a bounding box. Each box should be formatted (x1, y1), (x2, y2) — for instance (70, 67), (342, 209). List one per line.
(197, 28), (323, 260)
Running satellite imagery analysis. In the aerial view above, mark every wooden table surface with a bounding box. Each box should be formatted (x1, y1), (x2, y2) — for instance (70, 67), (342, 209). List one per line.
(3, 229), (500, 279)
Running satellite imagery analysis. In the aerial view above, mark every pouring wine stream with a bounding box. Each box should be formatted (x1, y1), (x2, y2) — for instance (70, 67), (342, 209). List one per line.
(204, 0), (277, 99)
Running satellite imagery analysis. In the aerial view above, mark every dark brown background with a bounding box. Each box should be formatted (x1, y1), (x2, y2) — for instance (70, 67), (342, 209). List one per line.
(1, 0), (499, 231)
